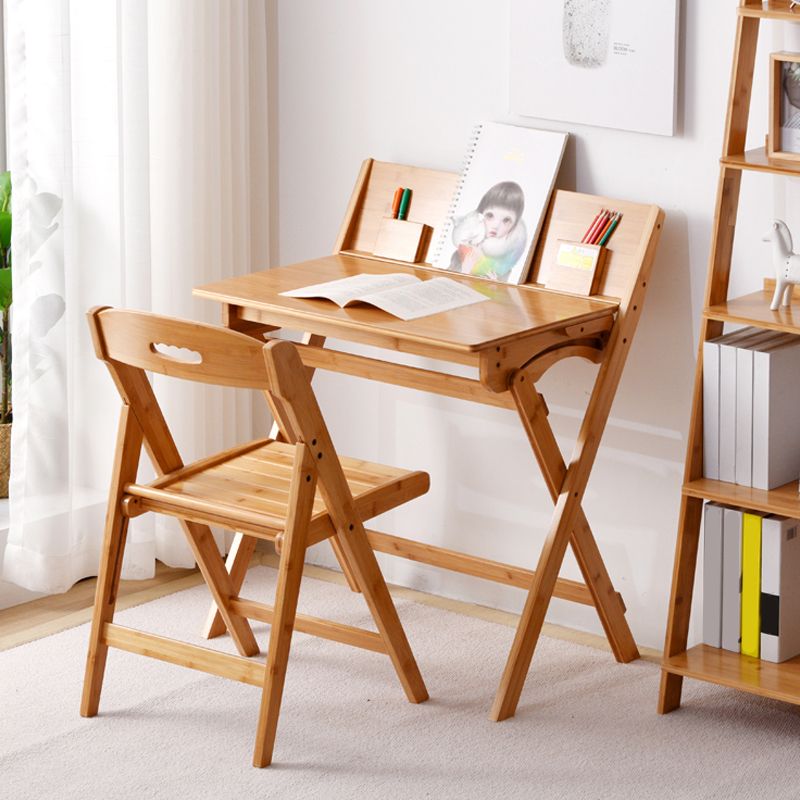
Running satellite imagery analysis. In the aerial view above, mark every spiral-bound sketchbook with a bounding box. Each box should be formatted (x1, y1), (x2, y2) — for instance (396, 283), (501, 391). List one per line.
(430, 123), (568, 285)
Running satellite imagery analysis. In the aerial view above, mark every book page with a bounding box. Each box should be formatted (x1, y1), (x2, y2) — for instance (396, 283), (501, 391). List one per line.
(361, 278), (489, 321)
(281, 273), (419, 307)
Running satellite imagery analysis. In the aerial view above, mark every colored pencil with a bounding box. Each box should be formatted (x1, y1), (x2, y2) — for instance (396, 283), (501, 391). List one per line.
(586, 209), (608, 244)
(391, 187), (404, 219)
(582, 209), (605, 243)
(590, 211), (613, 245)
(598, 212), (622, 246)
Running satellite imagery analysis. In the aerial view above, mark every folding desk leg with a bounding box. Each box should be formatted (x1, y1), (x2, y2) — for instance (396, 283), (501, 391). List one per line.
(510, 372), (638, 664)
(493, 311), (646, 720)
(203, 333), (361, 642)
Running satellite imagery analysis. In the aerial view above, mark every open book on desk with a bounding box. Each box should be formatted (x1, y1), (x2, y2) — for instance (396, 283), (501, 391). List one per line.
(280, 273), (489, 321)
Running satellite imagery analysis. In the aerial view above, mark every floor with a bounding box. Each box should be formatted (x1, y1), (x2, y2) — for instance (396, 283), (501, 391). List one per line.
(0, 550), (661, 662)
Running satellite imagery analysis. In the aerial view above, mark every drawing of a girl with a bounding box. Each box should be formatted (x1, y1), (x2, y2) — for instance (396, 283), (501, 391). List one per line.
(448, 181), (528, 283)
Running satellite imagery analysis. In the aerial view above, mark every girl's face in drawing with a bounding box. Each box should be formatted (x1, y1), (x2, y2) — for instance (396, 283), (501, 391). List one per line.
(482, 205), (517, 239)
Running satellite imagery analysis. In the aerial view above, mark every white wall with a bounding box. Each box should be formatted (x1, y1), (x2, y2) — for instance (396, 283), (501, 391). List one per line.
(273, 0), (782, 650)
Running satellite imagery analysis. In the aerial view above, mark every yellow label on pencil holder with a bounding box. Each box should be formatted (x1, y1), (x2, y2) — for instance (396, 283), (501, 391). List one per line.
(556, 243), (597, 271)
(544, 240), (607, 297)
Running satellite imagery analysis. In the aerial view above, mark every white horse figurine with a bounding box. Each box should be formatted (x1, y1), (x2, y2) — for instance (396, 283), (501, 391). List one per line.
(764, 220), (800, 311)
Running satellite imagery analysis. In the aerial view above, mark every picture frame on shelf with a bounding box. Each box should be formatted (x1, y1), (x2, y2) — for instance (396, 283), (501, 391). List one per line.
(769, 51), (800, 162)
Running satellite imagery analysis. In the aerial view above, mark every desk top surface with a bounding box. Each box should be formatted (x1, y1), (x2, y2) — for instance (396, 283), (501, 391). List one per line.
(194, 254), (618, 354)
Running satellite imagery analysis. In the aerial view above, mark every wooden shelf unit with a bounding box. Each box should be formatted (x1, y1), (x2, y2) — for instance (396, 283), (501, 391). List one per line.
(659, 2), (800, 714)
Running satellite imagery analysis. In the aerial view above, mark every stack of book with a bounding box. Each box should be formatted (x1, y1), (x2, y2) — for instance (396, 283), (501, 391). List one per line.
(703, 502), (800, 662)
(702, 327), (800, 488)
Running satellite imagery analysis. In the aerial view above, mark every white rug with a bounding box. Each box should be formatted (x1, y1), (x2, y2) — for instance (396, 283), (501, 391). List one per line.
(2, 566), (800, 800)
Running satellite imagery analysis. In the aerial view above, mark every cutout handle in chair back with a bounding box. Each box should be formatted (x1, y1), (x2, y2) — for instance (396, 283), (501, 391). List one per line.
(87, 306), (269, 390)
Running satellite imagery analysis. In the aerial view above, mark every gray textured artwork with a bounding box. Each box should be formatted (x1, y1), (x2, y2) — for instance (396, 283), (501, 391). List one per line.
(563, 0), (610, 68)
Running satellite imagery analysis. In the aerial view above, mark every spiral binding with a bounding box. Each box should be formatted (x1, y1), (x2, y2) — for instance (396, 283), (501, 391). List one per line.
(430, 122), (485, 266)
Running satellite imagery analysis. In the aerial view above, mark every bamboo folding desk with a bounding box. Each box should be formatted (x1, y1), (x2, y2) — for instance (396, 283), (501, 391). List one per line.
(194, 159), (664, 720)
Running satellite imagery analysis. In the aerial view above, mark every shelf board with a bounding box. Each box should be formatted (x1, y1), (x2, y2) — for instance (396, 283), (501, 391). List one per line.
(705, 289), (800, 334)
(721, 147), (800, 177)
(664, 645), (800, 705)
(740, 1), (800, 22)
(683, 477), (800, 517)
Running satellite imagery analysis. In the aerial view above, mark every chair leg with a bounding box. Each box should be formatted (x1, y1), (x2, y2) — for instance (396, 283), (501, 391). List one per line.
(253, 444), (316, 768)
(338, 524), (429, 704)
(81, 405), (141, 717)
(202, 533), (258, 640)
(81, 513), (130, 717)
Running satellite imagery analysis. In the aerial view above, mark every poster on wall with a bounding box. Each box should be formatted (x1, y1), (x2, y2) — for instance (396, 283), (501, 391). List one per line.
(509, 0), (679, 137)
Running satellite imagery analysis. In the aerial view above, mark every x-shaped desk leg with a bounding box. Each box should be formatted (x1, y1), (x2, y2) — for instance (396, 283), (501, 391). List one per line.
(491, 361), (640, 721)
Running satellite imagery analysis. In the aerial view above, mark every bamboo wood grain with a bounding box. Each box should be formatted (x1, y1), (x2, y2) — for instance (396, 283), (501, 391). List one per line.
(195, 166), (663, 719)
(365, 529), (593, 605)
(264, 339), (428, 704)
(230, 597), (387, 654)
(80, 405), (142, 717)
(509, 373), (638, 664)
(88, 308), (260, 658)
(103, 623), (265, 687)
(659, 10), (764, 715)
(492, 205), (664, 721)
(705, 288), (800, 333)
(722, 146), (800, 176)
(663, 644), (800, 704)
(194, 254), (617, 357)
(254, 444), (316, 768)
(86, 308), (431, 768)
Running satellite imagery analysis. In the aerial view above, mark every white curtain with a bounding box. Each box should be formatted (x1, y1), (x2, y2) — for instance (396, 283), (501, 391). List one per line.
(1, 0), (269, 594)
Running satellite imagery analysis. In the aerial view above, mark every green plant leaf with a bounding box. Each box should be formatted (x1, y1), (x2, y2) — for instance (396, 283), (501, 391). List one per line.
(0, 172), (10, 214)
(0, 211), (11, 253)
(0, 268), (12, 310)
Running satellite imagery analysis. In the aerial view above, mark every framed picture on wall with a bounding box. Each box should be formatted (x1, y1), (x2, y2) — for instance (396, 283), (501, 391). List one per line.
(509, 0), (679, 137)
(769, 51), (800, 162)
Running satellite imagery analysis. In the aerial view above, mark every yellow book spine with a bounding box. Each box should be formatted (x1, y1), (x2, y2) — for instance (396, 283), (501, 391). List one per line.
(741, 512), (762, 658)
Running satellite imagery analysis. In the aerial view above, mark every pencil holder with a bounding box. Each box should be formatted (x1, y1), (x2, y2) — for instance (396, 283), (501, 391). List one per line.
(372, 218), (432, 264)
(544, 240), (608, 296)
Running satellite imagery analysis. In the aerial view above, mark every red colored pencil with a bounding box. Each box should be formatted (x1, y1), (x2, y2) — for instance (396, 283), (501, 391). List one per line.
(583, 209), (607, 244)
(587, 210), (610, 244)
(581, 208), (605, 243)
(592, 211), (616, 245)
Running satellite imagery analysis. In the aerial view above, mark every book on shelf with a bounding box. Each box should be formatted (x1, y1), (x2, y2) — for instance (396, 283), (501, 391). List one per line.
(702, 502), (724, 649)
(280, 273), (489, 321)
(705, 502), (800, 663)
(702, 328), (800, 490)
(761, 515), (800, 663)
(721, 505), (743, 653)
(752, 336), (800, 490)
(429, 122), (568, 285)
(734, 332), (795, 486)
(703, 327), (759, 481)
(719, 328), (769, 483)
(741, 510), (765, 658)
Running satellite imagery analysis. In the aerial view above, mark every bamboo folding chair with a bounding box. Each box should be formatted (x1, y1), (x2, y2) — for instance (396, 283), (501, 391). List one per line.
(81, 307), (429, 767)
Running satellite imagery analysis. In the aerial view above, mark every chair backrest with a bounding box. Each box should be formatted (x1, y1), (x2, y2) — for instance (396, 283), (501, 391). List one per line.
(88, 307), (270, 390)
(88, 307), (358, 520)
